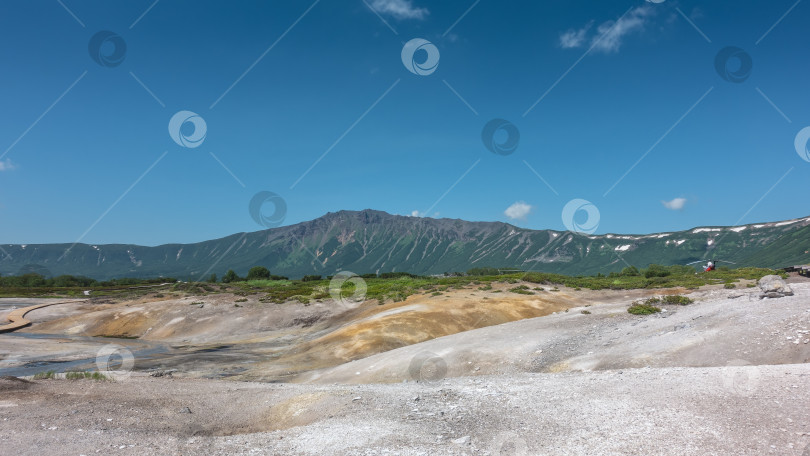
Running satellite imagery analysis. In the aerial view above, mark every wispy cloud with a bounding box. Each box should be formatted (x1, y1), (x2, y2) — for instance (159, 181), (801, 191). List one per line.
(560, 6), (654, 53)
(0, 159), (15, 171)
(662, 197), (687, 211)
(370, 0), (428, 20)
(410, 210), (439, 218)
(559, 21), (592, 49)
(504, 201), (533, 220)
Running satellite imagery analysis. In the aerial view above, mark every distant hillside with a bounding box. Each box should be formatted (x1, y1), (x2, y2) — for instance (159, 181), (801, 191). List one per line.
(2, 210), (809, 280)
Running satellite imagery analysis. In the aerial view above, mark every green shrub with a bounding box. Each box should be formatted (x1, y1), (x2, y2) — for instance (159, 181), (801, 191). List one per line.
(379, 272), (418, 279)
(65, 371), (108, 381)
(222, 270), (240, 283)
(661, 295), (693, 305)
(311, 290), (329, 300)
(643, 264), (671, 278)
(628, 303), (661, 315)
(581, 310), (591, 314)
(509, 287), (534, 295)
(724, 283), (736, 289)
(33, 371), (56, 380)
(247, 266), (271, 280)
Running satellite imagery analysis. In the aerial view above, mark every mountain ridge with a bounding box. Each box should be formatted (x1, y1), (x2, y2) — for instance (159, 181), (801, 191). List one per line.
(2, 209), (809, 280)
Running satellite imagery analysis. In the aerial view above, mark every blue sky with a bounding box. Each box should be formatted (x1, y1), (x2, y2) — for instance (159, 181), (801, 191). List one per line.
(0, 0), (808, 245)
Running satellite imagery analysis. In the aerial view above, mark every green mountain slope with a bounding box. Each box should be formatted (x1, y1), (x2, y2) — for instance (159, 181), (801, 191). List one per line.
(2, 210), (809, 280)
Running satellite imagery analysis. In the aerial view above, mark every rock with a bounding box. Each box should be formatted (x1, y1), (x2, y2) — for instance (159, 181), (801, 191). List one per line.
(452, 435), (470, 445)
(179, 407), (192, 414)
(150, 370), (174, 378)
(758, 275), (793, 299)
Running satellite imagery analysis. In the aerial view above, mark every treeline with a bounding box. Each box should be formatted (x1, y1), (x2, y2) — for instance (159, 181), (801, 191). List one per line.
(211, 268), (423, 283)
(0, 263), (717, 289)
(212, 266), (288, 283)
(599, 264), (708, 278)
(0, 274), (175, 288)
(210, 264), (712, 283)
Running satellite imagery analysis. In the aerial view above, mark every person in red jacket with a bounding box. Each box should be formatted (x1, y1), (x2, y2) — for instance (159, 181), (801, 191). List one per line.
(704, 260), (715, 272)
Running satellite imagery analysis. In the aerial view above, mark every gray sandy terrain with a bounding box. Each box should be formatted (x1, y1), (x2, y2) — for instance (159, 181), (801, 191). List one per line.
(1, 279), (809, 455)
(1, 365), (808, 455)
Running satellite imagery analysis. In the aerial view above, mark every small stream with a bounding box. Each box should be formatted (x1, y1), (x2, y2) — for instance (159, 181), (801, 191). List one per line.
(0, 331), (171, 377)
(0, 298), (274, 379)
(0, 331), (262, 378)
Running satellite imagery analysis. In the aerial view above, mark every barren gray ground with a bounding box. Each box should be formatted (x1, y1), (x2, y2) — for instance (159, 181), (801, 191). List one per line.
(1, 365), (809, 455)
(1, 280), (809, 455)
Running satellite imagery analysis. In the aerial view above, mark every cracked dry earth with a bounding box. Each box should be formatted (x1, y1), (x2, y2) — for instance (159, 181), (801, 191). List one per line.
(1, 279), (809, 455)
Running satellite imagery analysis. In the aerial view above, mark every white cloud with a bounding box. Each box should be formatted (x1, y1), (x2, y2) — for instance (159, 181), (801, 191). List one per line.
(0, 159), (14, 171)
(370, 0), (428, 20)
(504, 201), (533, 220)
(559, 6), (653, 53)
(662, 197), (687, 211)
(559, 22), (592, 49)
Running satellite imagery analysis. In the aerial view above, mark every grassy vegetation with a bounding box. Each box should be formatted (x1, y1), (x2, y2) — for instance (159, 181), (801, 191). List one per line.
(32, 370), (56, 380)
(65, 371), (108, 381)
(32, 370), (109, 381)
(628, 303), (662, 315)
(0, 264), (783, 305)
(212, 265), (781, 305)
(0, 274), (176, 298)
(661, 295), (694, 305)
(521, 267), (780, 291)
(627, 293), (694, 315)
(509, 285), (534, 295)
